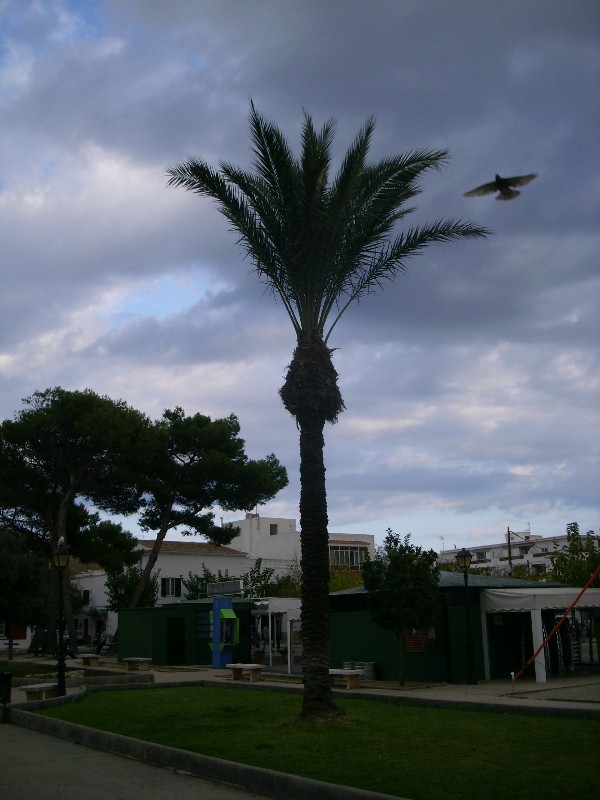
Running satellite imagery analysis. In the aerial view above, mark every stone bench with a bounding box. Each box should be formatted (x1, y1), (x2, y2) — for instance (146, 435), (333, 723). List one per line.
(329, 669), (364, 689)
(225, 663), (264, 683)
(81, 654), (100, 667)
(21, 683), (58, 701)
(123, 657), (152, 671)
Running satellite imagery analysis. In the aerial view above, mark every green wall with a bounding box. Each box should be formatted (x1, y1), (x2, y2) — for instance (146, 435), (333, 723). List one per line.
(442, 588), (485, 683)
(330, 589), (485, 683)
(118, 600), (253, 666)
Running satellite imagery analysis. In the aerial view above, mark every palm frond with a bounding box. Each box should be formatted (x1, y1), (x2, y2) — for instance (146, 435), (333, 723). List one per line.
(168, 105), (489, 345)
(322, 220), (489, 341)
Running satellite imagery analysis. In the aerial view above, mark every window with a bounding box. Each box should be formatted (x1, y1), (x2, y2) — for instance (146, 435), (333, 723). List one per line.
(82, 590), (90, 604)
(329, 545), (368, 570)
(269, 524), (278, 536)
(160, 577), (182, 598)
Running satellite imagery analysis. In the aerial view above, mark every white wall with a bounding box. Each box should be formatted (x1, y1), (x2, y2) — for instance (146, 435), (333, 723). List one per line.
(226, 514), (301, 563)
(226, 514), (376, 564)
(150, 549), (250, 593)
(72, 546), (252, 643)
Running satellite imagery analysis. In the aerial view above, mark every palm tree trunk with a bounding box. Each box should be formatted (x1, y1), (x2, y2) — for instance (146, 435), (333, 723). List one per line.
(298, 415), (337, 716)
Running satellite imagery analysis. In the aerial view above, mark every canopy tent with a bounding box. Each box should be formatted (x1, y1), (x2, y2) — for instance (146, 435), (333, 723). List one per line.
(251, 597), (301, 673)
(482, 587), (600, 613)
(481, 586), (600, 683)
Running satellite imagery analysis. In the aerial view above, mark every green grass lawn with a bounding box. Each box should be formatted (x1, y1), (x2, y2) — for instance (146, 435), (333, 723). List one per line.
(39, 686), (599, 800)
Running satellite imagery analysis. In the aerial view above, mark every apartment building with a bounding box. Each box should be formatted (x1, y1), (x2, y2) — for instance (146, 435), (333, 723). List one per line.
(439, 527), (599, 577)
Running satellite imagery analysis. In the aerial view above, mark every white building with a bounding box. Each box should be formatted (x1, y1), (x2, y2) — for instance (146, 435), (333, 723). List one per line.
(73, 539), (249, 645)
(225, 513), (376, 572)
(72, 515), (376, 646)
(438, 527), (600, 577)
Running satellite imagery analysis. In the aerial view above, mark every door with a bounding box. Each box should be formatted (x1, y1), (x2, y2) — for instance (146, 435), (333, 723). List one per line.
(166, 616), (186, 665)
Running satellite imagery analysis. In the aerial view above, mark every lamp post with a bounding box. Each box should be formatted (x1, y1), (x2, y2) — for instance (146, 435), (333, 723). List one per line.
(52, 538), (71, 697)
(506, 527), (535, 576)
(456, 548), (477, 685)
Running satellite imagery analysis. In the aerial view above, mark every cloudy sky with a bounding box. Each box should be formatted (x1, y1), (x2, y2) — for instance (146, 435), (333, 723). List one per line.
(1, 0), (599, 551)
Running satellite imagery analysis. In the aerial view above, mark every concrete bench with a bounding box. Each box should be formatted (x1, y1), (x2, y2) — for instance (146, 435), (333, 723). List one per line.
(81, 654), (100, 667)
(123, 657), (152, 671)
(21, 683), (58, 701)
(225, 663), (264, 683)
(329, 669), (364, 689)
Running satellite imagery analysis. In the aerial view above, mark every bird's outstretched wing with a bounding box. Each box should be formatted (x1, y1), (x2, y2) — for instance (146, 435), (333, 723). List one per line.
(464, 172), (537, 199)
(463, 181), (499, 197)
(503, 173), (537, 188)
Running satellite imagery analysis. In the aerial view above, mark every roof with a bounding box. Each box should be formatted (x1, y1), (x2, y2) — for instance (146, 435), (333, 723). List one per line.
(136, 539), (245, 555)
(330, 570), (564, 596)
(482, 587), (600, 612)
(437, 571), (563, 589)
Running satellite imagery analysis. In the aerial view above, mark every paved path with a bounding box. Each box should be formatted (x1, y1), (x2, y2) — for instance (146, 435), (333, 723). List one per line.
(0, 724), (272, 800)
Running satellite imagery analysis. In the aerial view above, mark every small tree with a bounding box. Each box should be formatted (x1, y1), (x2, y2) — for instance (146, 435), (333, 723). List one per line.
(239, 559), (275, 598)
(268, 562), (302, 598)
(181, 560), (275, 600)
(329, 566), (365, 593)
(364, 529), (440, 684)
(549, 522), (600, 587)
(181, 566), (231, 600)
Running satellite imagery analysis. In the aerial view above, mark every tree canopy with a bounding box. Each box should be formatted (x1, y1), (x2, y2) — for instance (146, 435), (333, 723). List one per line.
(0, 387), (151, 552)
(364, 529), (441, 684)
(549, 522), (600, 587)
(127, 407), (287, 607)
(0, 388), (288, 641)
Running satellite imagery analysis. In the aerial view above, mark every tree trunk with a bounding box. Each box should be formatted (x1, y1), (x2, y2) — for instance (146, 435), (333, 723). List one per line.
(298, 414), (337, 717)
(397, 633), (406, 686)
(53, 485), (78, 654)
(280, 335), (344, 718)
(63, 569), (78, 656)
(129, 503), (173, 608)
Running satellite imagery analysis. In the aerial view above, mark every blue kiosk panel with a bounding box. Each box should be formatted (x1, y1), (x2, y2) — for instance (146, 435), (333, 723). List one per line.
(211, 597), (240, 668)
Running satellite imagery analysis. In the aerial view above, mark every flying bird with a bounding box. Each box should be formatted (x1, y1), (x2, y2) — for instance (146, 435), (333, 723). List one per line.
(464, 173), (537, 200)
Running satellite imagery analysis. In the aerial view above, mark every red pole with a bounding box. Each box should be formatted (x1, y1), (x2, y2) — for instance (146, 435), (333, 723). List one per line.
(513, 563), (600, 682)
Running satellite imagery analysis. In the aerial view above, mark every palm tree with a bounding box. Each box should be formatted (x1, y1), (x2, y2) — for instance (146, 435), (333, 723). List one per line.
(167, 104), (487, 717)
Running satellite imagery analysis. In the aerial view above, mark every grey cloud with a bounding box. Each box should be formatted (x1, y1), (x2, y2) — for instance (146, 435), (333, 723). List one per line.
(0, 0), (598, 544)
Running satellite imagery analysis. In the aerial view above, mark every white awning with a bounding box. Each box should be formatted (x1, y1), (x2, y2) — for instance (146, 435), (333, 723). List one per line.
(482, 587), (600, 613)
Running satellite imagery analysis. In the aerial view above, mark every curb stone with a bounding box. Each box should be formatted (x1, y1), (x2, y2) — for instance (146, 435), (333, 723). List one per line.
(8, 707), (406, 800)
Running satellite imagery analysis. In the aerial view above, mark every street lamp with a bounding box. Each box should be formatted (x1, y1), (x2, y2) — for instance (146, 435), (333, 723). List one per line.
(52, 538), (71, 697)
(455, 548), (477, 685)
